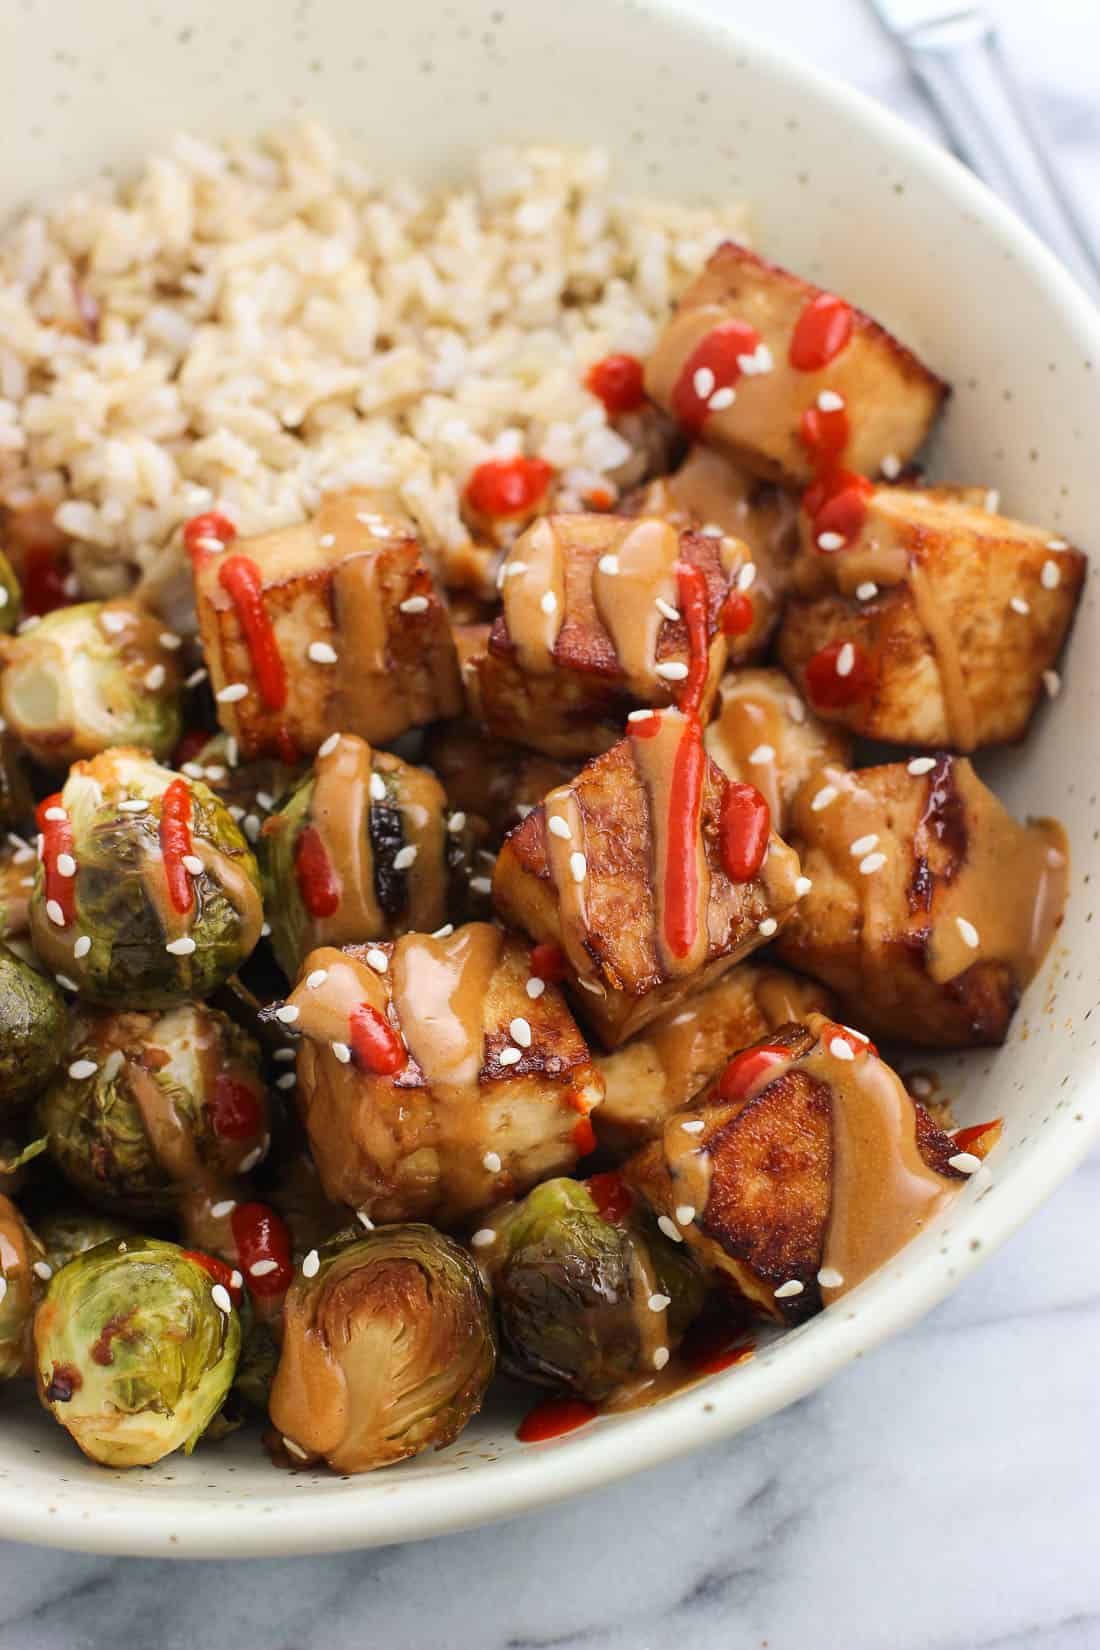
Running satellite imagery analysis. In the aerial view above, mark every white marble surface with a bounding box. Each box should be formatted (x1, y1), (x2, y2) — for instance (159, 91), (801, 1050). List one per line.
(3, 2), (1099, 1645)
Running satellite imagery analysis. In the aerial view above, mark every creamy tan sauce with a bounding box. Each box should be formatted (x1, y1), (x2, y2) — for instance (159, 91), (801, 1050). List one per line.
(309, 735), (385, 943)
(384, 758), (449, 935)
(907, 561), (976, 752)
(502, 517), (566, 674)
(541, 784), (596, 985)
(390, 926), (502, 1104)
(706, 687), (785, 821)
(590, 519), (681, 699)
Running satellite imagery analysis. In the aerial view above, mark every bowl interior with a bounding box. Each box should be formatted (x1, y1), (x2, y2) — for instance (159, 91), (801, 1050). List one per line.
(2, 0), (1099, 1557)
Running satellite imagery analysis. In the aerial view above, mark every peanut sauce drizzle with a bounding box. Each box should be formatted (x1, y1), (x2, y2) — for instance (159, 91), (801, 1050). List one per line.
(705, 681), (786, 823)
(590, 519), (681, 698)
(501, 516), (566, 674)
(390, 925), (503, 1103)
(307, 735), (386, 943)
(540, 784), (596, 987)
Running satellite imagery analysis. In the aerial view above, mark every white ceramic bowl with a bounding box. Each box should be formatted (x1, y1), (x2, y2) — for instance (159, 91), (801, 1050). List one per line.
(3, 0), (1098, 1559)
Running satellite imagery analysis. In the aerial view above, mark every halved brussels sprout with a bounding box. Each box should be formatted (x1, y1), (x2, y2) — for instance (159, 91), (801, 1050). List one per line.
(0, 599), (183, 766)
(0, 941), (66, 1110)
(34, 1236), (241, 1467)
(0, 550), (20, 635)
(482, 1176), (705, 1402)
(35, 1206), (138, 1274)
(269, 1226), (496, 1473)
(0, 1194), (46, 1380)
(38, 1001), (269, 1222)
(260, 732), (476, 977)
(28, 748), (264, 1005)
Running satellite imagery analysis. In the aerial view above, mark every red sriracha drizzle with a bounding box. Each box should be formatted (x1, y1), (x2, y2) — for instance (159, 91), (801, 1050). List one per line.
(719, 781), (771, 883)
(183, 1250), (242, 1307)
(789, 292), (855, 372)
(674, 561), (710, 717)
(349, 1002), (406, 1075)
(158, 778), (194, 915)
(720, 589), (754, 638)
(218, 554), (287, 711)
(951, 1118), (1003, 1158)
(230, 1203), (294, 1300)
(585, 353), (647, 415)
(820, 1020), (878, 1059)
(208, 1073), (264, 1142)
(799, 398), (850, 470)
(466, 457), (554, 519)
(36, 794), (75, 926)
(294, 826), (341, 918)
(681, 1320), (756, 1377)
(670, 319), (760, 432)
(529, 941), (567, 983)
(565, 1091), (597, 1156)
(717, 1043), (791, 1103)
(183, 512), (237, 569)
(804, 467), (874, 550)
(21, 544), (72, 616)
(517, 1396), (597, 1443)
(804, 639), (876, 710)
(586, 1170), (634, 1224)
(663, 712), (706, 961)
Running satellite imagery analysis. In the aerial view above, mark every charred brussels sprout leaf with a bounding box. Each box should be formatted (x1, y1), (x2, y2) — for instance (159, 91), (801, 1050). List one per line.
(0, 942), (66, 1110)
(269, 1225), (495, 1473)
(0, 1194), (46, 1381)
(34, 1236), (240, 1467)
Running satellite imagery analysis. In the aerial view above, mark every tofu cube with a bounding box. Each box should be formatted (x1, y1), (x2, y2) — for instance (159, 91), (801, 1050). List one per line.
(491, 709), (804, 1046)
(704, 666), (851, 835)
(645, 241), (948, 485)
(286, 925), (605, 1226)
(469, 512), (747, 758)
(777, 484), (1086, 750)
(774, 755), (1069, 1045)
(595, 961), (832, 1153)
(193, 489), (463, 760)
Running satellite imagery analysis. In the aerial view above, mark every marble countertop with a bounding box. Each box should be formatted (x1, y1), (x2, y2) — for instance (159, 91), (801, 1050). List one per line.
(3, 3), (1098, 1646)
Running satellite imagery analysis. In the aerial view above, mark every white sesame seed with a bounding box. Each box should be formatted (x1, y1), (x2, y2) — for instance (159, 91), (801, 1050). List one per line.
(356, 1210), (375, 1230)
(795, 876), (813, 897)
(308, 641), (338, 666)
(253, 790), (274, 812)
(748, 743), (775, 766)
(305, 969), (329, 992)
(99, 610), (131, 634)
(681, 1119), (705, 1135)
(239, 814), (260, 843)
(302, 1249), (320, 1278)
(850, 833), (879, 856)
(317, 531), (337, 549)
(318, 732), (341, 758)
(628, 708), (657, 722)
(1043, 669), (1061, 698)
(211, 1200), (237, 1219)
(73, 935), (91, 959)
(816, 389), (845, 412)
(275, 1072), (297, 1090)
(881, 454), (902, 480)
(392, 844), (417, 872)
(118, 798), (149, 814)
(211, 1284), (232, 1314)
(836, 643), (856, 678)
(735, 564), (757, 596)
(655, 660), (689, 681)
(647, 1293), (672, 1313)
(101, 1050), (124, 1080)
(774, 1279), (804, 1299)
(859, 852), (887, 874)
(470, 876), (492, 895)
(185, 667), (208, 689)
(652, 1346), (671, 1371)
(907, 757), (936, 776)
(45, 899), (65, 927)
(547, 815), (572, 840)
(432, 924), (455, 939)
(55, 974), (79, 992)
(657, 1215), (683, 1244)
(844, 1025), (870, 1044)
(817, 532), (845, 552)
(54, 852), (77, 878)
(693, 366), (716, 399)
(1040, 559), (1061, 590)
(708, 386), (736, 411)
(67, 1059), (98, 1080)
(471, 1229), (497, 1251)
(539, 591), (558, 615)
(32, 1261), (53, 1281)
(655, 596), (681, 622)
(984, 489), (1000, 514)
(524, 978), (547, 1004)
(949, 1152), (982, 1174)
(261, 922), (272, 937)
(509, 1016), (532, 1048)
(482, 1151), (502, 1173)
(249, 1259), (279, 1278)
(700, 522), (724, 538)
(955, 916), (980, 949)
(165, 936), (196, 956)
(331, 1041), (351, 1063)
(907, 1074), (934, 1098)
(829, 1037), (855, 1062)
(498, 1046), (522, 1067)
(597, 553), (620, 576)
(44, 806), (67, 822)
(365, 948), (389, 973)
(1047, 538), (1069, 550)
(817, 1267), (845, 1288)
(448, 811), (467, 833)
(1009, 596), (1031, 615)
(216, 682), (248, 703)
(569, 851), (587, 883)
(757, 917), (778, 938)
(675, 1204), (696, 1226)
(142, 663), (166, 692)
(158, 631), (182, 651)
(176, 854), (202, 879)
(856, 581), (879, 602)
(275, 1003), (300, 1023)
(181, 762), (204, 780)
(273, 1049), (296, 1065)
(399, 595), (429, 614)
(812, 785), (838, 812)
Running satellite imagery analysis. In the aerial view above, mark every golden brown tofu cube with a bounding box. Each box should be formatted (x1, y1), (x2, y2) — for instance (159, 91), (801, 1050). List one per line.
(469, 513), (747, 758)
(595, 962), (832, 1153)
(624, 1015), (967, 1326)
(778, 485), (1086, 751)
(424, 721), (580, 846)
(704, 667), (851, 836)
(285, 925), (604, 1226)
(630, 446), (800, 660)
(193, 490), (463, 761)
(774, 755), (1068, 1046)
(645, 242), (948, 486)
(491, 709), (803, 1046)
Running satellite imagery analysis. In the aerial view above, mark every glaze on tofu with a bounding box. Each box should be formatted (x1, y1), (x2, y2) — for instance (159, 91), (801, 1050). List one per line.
(645, 242), (948, 486)
(774, 755), (1068, 1045)
(192, 489), (463, 760)
(777, 483), (1086, 750)
(491, 709), (803, 1046)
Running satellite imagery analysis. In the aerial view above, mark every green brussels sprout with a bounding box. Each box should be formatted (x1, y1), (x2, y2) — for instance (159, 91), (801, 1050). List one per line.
(0, 1193), (46, 1380)
(38, 1001), (269, 1221)
(28, 747), (264, 1005)
(0, 598), (183, 766)
(0, 549), (20, 635)
(260, 732), (475, 977)
(269, 1225), (496, 1473)
(0, 941), (66, 1110)
(482, 1175), (705, 1403)
(35, 1206), (137, 1274)
(34, 1236), (241, 1467)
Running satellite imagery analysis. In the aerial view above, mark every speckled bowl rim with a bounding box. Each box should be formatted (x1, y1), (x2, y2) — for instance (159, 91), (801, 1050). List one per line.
(4, 3), (1099, 1558)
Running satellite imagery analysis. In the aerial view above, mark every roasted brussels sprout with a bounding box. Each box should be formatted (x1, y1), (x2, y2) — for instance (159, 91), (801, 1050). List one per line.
(34, 1236), (241, 1467)
(0, 599), (183, 766)
(35, 1206), (137, 1274)
(269, 1226), (496, 1473)
(481, 1176), (705, 1403)
(0, 941), (66, 1110)
(28, 747), (264, 1005)
(260, 732), (475, 977)
(0, 550), (20, 635)
(38, 1001), (269, 1224)
(0, 1194), (46, 1380)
